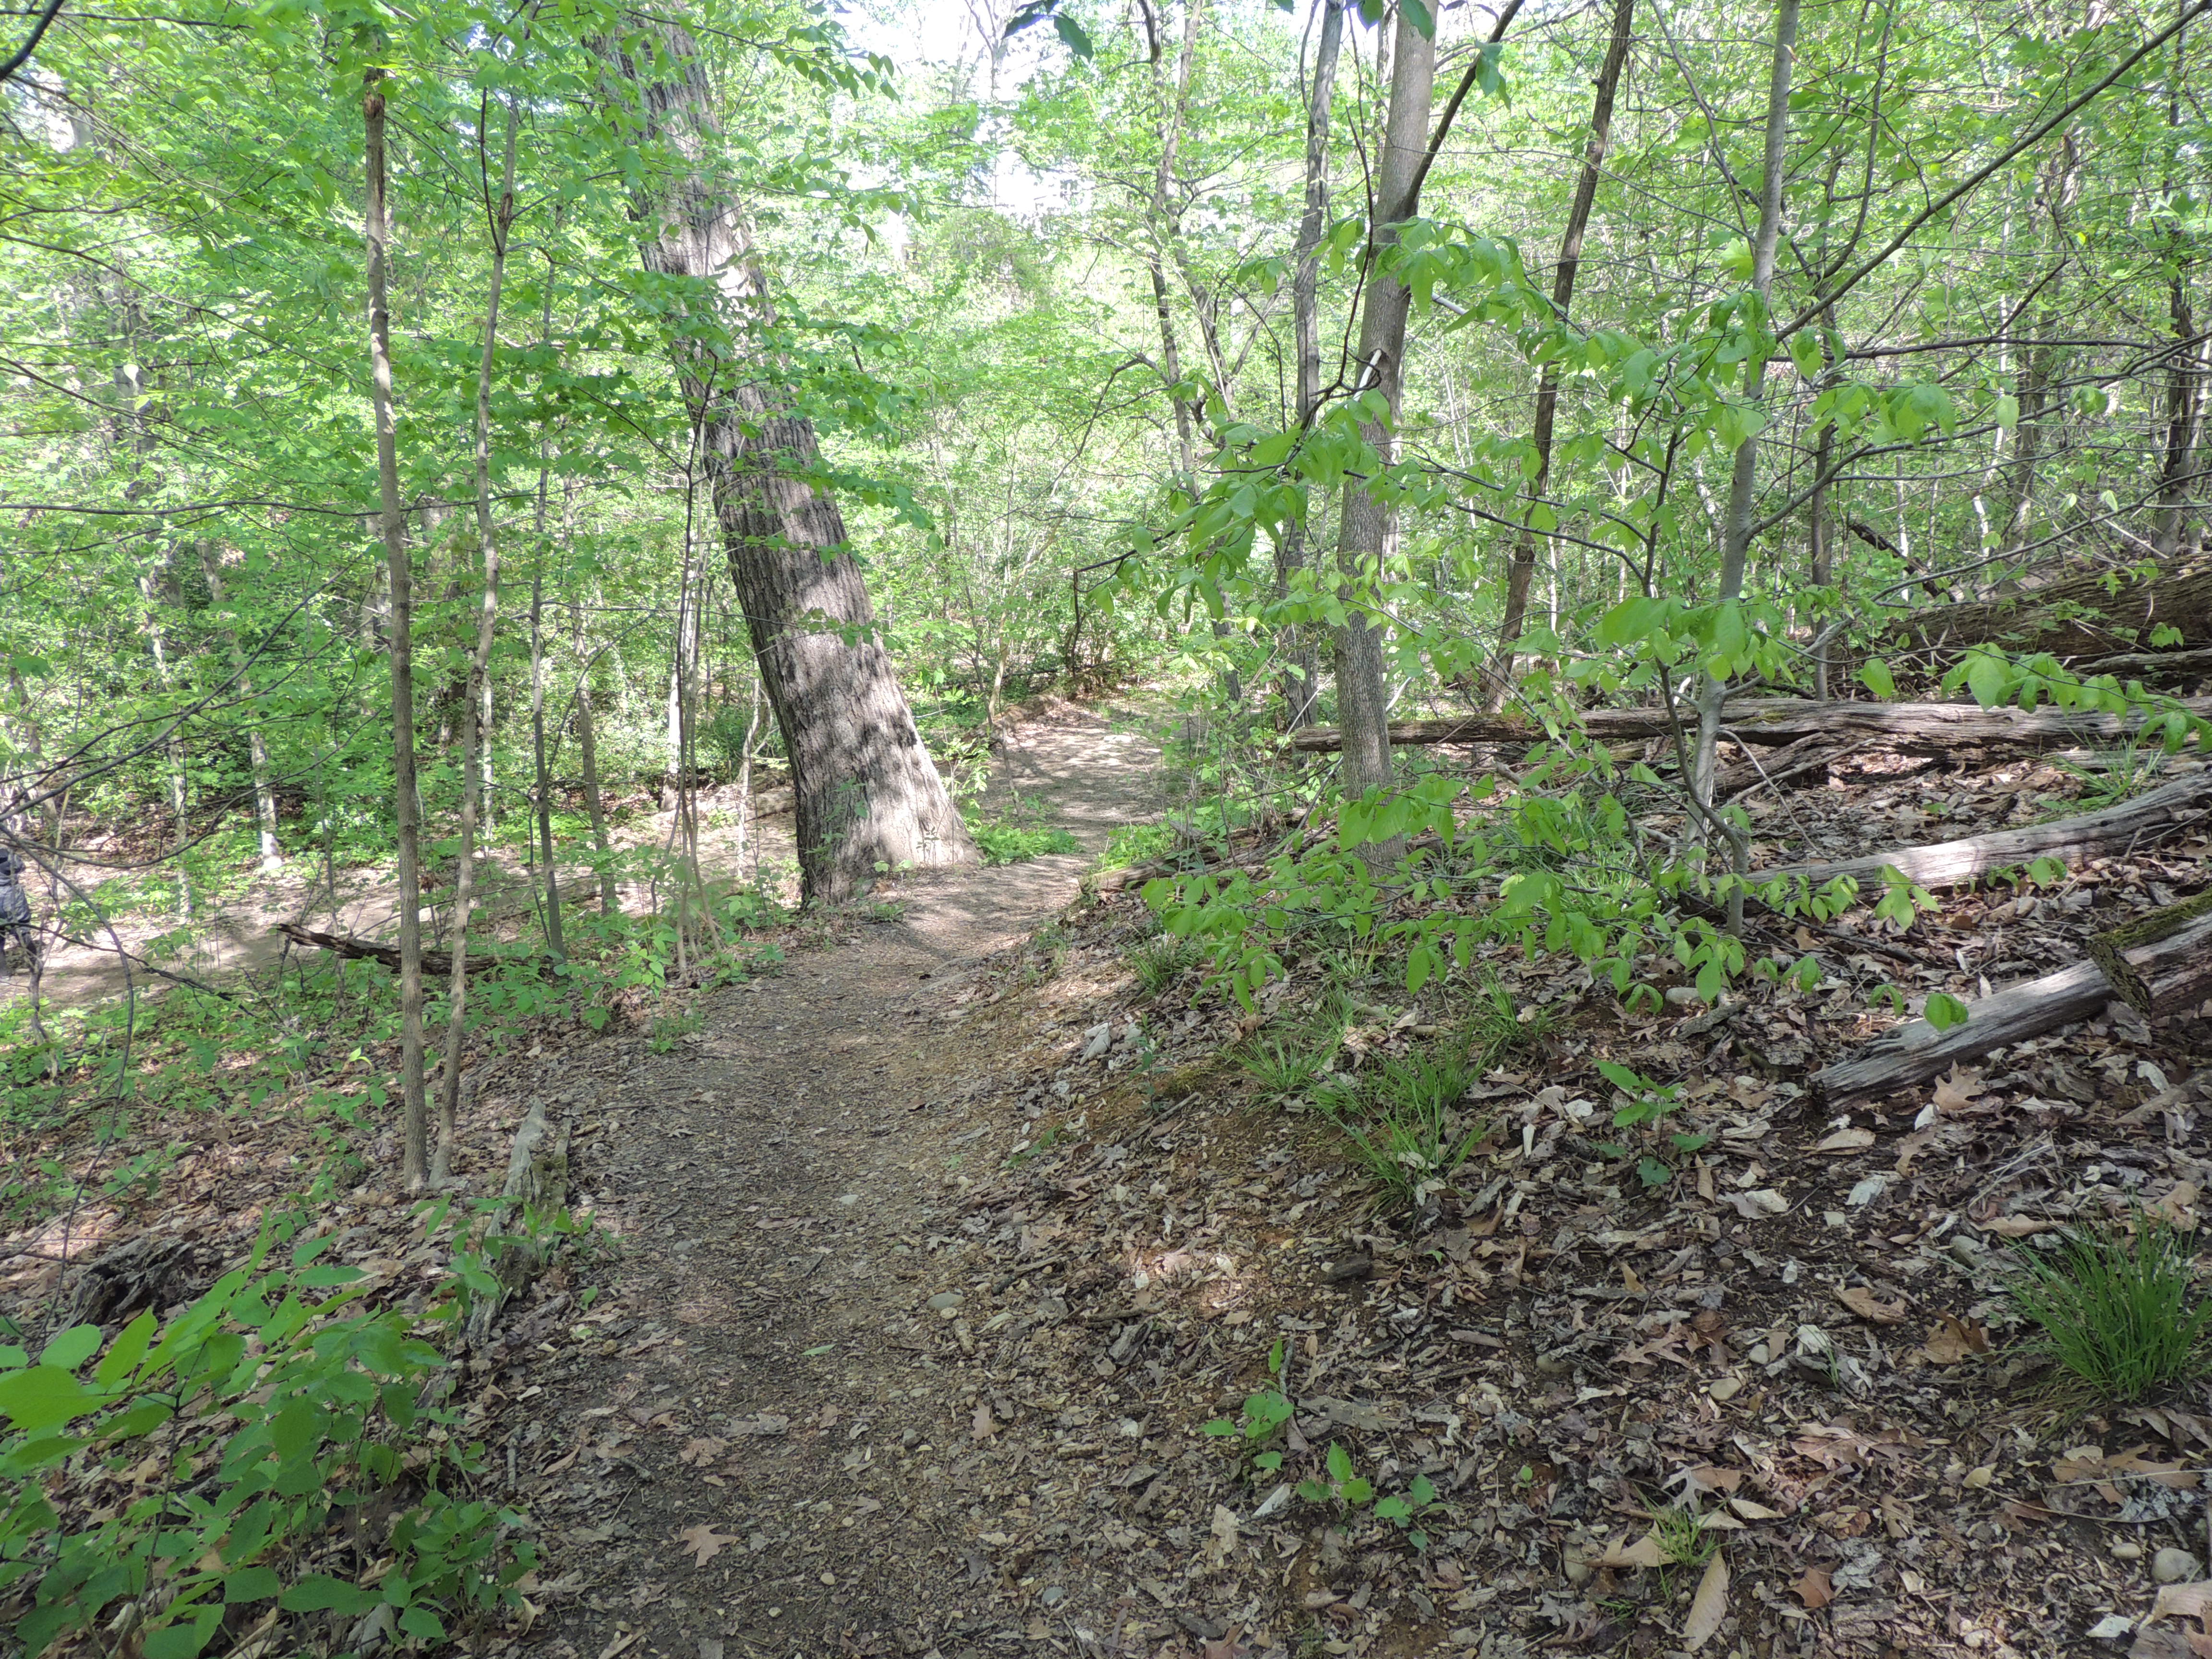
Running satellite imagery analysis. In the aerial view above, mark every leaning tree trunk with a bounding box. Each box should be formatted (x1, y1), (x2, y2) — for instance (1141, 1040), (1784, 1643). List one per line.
(612, 24), (974, 904)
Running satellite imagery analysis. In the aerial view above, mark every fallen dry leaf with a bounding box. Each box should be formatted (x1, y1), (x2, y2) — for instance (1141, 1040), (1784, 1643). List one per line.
(1836, 1285), (1908, 1324)
(2152, 1581), (2212, 1623)
(1810, 1126), (1875, 1154)
(2150, 1181), (2201, 1229)
(1598, 1529), (1669, 1569)
(1795, 1565), (1834, 1609)
(970, 1401), (998, 1441)
(677, 1524), (739, 1568)
(1918, 1313), (1993, 1365)
(1893, 1129), (1936, 1176)
(1683, 1549), (1730, 1650)
(1931, 1064), (1986, 1111)
(1981, 1214), (2054, 1238)
(1730, 1496), (1785, 1520)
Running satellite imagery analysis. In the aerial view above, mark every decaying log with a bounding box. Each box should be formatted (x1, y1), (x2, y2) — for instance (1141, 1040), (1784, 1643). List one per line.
(276, 921), (518, 977)
(463, 1096), (574, 1344)
(1812, 961), (2114, 1106)
(2088, 890), (2212, 1019)
(1753, 768), (2212, 892)
(1885, 560), (2212, 663)
(2072, 644), (2212, 684)
(1289, 696), (2212, 756)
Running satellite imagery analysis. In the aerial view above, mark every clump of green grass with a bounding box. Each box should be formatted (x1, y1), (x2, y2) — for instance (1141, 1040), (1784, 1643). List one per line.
(1650, 1503), (1718, 1569)
(1236, 1032), (1335, 1097)
(1130, 933), (1204, 995)
(1460, 976), (1560, 1070)
(970, 820), (1082, 864)
(1325, 1050), (1484, 1213)
(2007, 1212), (2212, 1402)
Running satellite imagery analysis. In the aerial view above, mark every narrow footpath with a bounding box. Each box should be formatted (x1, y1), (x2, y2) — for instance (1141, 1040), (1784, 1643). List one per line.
(508, 703), (1189, 1659)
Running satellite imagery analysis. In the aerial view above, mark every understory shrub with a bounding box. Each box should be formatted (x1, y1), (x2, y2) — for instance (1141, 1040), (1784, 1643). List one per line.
(0, 1212), (534, 1657)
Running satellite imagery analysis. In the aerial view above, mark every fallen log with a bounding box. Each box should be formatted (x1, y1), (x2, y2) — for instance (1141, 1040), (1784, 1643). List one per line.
(1290, 696), (2212, 756)
(1883, 560), (2212, 664)
(463, 1096), (573, 1344)
(2087, 890), (2212, 1019)
(276, 921), (505, 977)
(1812, 961), (2114, 1106)
(1751, 768), (2212, 892)
(2072, 644), (2212, 684)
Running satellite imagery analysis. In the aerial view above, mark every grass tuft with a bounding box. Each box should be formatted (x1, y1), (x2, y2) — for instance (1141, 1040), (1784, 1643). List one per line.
(2007, 1212), (2212, 1402)
(1130, 934), (1204, 996)
(1324, 1050), (1484, 1213)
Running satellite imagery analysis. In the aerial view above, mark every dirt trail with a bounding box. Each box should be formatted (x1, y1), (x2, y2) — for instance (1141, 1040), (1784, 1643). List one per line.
(512, 701), (1174, 1659)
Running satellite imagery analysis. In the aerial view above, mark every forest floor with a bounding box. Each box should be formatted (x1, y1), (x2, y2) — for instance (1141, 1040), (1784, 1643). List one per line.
(472, 720), (2212, 1659)
(9, 756), (808, 1010)
(12, 702), (2212, 1659)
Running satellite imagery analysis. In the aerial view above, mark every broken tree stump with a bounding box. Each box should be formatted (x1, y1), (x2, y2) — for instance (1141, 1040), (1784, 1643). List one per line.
(2087, 890), (2212, 1019)
(1812, 961), (2115, 1106)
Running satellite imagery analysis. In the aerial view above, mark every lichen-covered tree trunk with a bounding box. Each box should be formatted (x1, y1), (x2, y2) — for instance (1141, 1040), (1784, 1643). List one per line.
(614, 24), (974, 903)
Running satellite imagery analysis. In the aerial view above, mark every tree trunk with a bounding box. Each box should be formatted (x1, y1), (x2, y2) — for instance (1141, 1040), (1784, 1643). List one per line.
(364, 67), (430, 1193)
(2155, 271), (2203, 559)
(1690, 0), (1801, 870)
(612, 24), (975, 905)
(193, 546), (281, 873)
(1145, 0), (1242, 707)
(2003, 143), (2082, 556)
(1329, 0), (1437, 802)
(569, 587), (615, 916)
(531, 564), (565, 961)
(1274, 0), (1344, 731)
(1487, 0), (1634, 708)
(433, 90), (517, 1188)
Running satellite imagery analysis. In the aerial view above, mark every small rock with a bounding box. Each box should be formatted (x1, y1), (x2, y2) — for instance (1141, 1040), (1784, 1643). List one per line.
(2087, 1613), (2134, 1641)
(1082, 1022), (1113, 1059)
(926, 1291), (964, 1311)
(2154, 1547), (2200, 1583)
(1321, 1253), (1373, 1283)
(1708, 1376), (1744, 1402)
(1041, 1586), (1066, 1606)
(2113, 1540), (2144, 1561)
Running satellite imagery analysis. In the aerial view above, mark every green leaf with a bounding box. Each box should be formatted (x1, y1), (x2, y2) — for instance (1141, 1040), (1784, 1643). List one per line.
(1399, 0), (1435, 36)
(1924, 991), (1970, 1033)
(39, 1324), (102, 1371)
(1326, 1441), (1353, 1483)
(1857, 658), (1897, 701)
(225, 1566), (282, 1604)
(280, 1575), (377, 1614)
(95, 1310), (158, 1389)
(1408, 1474), (1436, 1506)
(0, 1365), (99, 1432)
(1202, 1418), (1237, 1437)
(399, 1608), (446, 1641)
